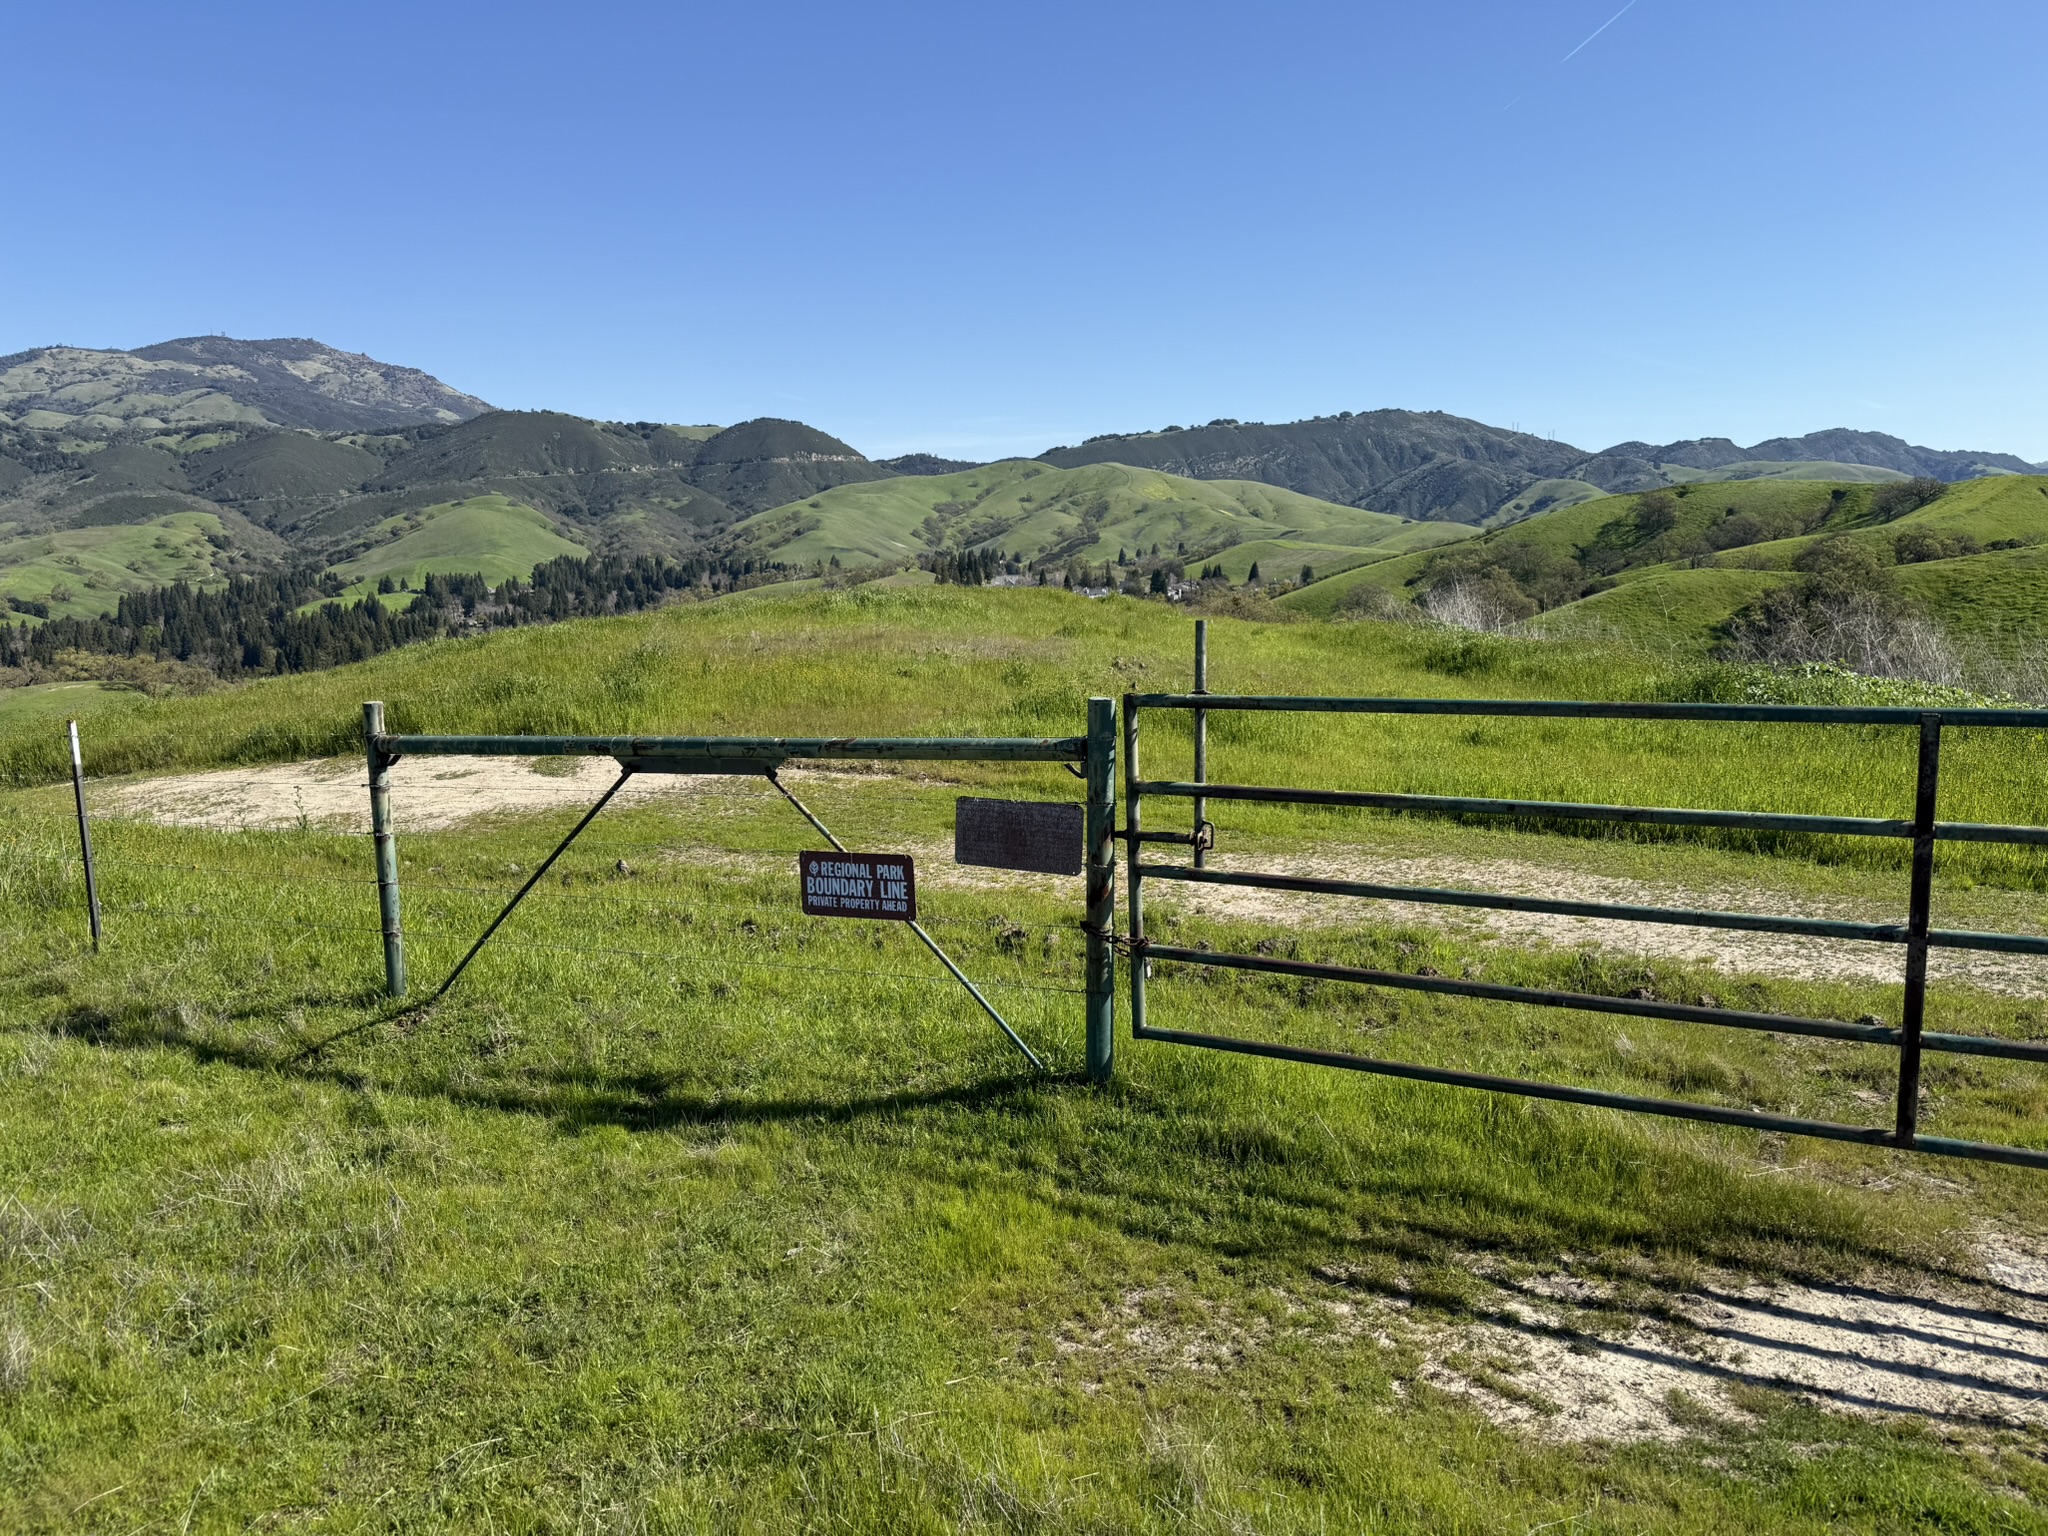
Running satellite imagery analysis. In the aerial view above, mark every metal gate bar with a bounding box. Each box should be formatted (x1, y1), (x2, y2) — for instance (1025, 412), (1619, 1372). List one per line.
(361, 706), (1117, 1072)
(1123, 690), (2048, 1168)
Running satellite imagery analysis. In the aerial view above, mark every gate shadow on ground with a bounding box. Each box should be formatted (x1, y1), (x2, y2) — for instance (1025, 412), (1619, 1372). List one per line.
(36, 992), (2048, 1440)
(34, 994), (1952, 1279)
(1321, 1260), (2048, 1435)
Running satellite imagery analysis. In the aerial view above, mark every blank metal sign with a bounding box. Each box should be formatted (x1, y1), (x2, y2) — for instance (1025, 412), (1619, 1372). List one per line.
(955, 797), (1083, 876)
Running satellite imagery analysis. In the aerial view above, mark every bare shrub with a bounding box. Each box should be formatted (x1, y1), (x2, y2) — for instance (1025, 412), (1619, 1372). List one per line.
(1422, 578), (1520, 633)
(1724, 591), (1965, 685)
(1335, 585), (1424, 624)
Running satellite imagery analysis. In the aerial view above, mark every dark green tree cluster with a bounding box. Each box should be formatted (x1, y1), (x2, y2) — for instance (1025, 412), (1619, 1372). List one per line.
(0, 552), (792, 681)
(922, 548), (1017, 585)
(0, 570), (450, 678)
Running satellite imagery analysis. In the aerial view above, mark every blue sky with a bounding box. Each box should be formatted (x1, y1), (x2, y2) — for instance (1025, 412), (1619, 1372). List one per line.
(5, 1), (2044, 460)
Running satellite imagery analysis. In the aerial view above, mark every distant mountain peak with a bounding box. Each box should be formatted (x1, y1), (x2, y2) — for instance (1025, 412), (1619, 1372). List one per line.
(0, 335), (491, 434)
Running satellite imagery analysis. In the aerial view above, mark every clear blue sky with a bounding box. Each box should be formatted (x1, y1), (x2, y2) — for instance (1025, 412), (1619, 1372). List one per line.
(6, 1), (2043, 461)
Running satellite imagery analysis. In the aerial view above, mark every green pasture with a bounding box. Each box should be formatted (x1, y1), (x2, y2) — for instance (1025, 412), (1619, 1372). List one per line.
(0, 681), (144, 734)
(9, 585), (2048, 887)
(0, 511), (237, 621)
(325, 495), (589, 604)
(730, 459), (1451, 570)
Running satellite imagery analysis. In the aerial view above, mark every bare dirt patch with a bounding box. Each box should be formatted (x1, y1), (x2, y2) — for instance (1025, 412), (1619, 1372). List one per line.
(1403, 1254), (2048, 1443)
(1046, 1237), (2048, 1447)
(108, 755), (875, 835)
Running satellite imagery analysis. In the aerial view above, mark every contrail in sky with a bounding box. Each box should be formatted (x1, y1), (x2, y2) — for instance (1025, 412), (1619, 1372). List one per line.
(1560, 0), (1640, 63)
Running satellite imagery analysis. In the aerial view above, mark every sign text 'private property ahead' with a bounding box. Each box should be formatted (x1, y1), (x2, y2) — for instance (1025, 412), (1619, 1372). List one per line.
(798, 851), (918, 921)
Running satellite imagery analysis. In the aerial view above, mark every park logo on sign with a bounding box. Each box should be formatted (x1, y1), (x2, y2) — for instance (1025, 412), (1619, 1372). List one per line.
(798, 851), (917, 920)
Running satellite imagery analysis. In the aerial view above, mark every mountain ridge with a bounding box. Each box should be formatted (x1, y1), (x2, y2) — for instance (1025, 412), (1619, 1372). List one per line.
(1042, 415), (2047, 526)
(0, 336), (491, 433)
(4, 333), (2044, 627)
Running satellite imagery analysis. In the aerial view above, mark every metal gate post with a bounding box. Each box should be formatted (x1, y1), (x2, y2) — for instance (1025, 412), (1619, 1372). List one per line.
(1084, 696), (1118, 1083)
(1192, 620), (1208, 870)
(364, 701), (406, 998)
(1895, 713), (1941, 1145)
(1123, 693), (1146, 1039)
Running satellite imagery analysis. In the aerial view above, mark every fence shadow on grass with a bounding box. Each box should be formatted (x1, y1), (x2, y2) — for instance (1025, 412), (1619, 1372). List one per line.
(32, 992), (1982, 1311)
(41, 994), (1055, 1132)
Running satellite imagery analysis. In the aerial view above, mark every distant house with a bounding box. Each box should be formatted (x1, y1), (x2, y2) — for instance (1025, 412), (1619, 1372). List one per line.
(983, 574), (1034, 589)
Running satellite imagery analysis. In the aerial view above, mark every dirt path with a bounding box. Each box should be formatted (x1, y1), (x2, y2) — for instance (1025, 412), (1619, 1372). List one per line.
(107, 753), (733, 833)
(107, 755), (2048, 997)
(1413, 1236), (2048, 1442)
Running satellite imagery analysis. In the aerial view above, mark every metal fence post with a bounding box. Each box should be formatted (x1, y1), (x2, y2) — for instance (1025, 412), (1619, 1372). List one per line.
(1123, 693), (1146, 1041)
(1192, 620), (1208, 870)
(1895, 713), (1942, 1145)
(364, 701), (406, 998)
(1084, 696), (1117, 1083)
(66, 721), (102, 952)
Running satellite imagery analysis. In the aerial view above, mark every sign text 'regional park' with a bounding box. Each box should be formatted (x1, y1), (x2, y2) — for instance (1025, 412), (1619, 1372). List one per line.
(798, 852), (917, 921)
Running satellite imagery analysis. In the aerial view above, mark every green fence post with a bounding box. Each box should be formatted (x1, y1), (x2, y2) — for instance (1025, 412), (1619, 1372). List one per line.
(1084, 696), (1117, 1083)
(364, 701), (406, 998)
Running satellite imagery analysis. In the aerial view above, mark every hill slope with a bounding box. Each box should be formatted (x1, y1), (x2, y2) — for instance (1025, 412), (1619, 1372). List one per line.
(0, 409), (921, 620)
(1283, 473), (2048, 657)
(727, 459), (1471, 573)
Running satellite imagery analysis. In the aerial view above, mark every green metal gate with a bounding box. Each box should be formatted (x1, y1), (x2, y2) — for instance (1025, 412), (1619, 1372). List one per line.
(362, 699), (1120, 1077)
(1121, 690), (2048, 1169)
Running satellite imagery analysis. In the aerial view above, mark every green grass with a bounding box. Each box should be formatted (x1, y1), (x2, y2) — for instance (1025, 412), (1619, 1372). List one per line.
(1663, 460), (1911, 485)
(0, 681), (147, 735)
(0, 512), (239, 621)
(7, 590), (2048, 1526)
(7, 752), (2048, 1530)
(325, 495), (588, 603)
(1530, 567), (1790, 656)
(730, 460), (1462, 570)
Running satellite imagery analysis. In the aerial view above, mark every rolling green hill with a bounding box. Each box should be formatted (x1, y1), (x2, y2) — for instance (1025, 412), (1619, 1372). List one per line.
(0, 511), (271, 622)
(728, 459), (1470, 572)
(324, 495), (591, 603)
(1285, 473), (2048, 656)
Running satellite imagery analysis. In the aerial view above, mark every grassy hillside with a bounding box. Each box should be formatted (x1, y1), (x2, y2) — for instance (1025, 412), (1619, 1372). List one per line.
(730, 460), (1467, 571)
(1285, 475), (2048, 647)
(0, 511), (248, 621)
(324, 495), (589, 602)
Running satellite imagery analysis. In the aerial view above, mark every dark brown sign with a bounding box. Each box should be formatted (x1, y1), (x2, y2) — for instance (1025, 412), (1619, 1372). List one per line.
(955, 797), (1083, 876)
(798, 851), (917, 920)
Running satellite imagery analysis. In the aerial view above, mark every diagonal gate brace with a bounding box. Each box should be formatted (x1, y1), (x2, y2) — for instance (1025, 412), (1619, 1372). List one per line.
(767, 769), (1046, 1072)
(427, 755), (1048, 1072)
(433, 767), (637, 999)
